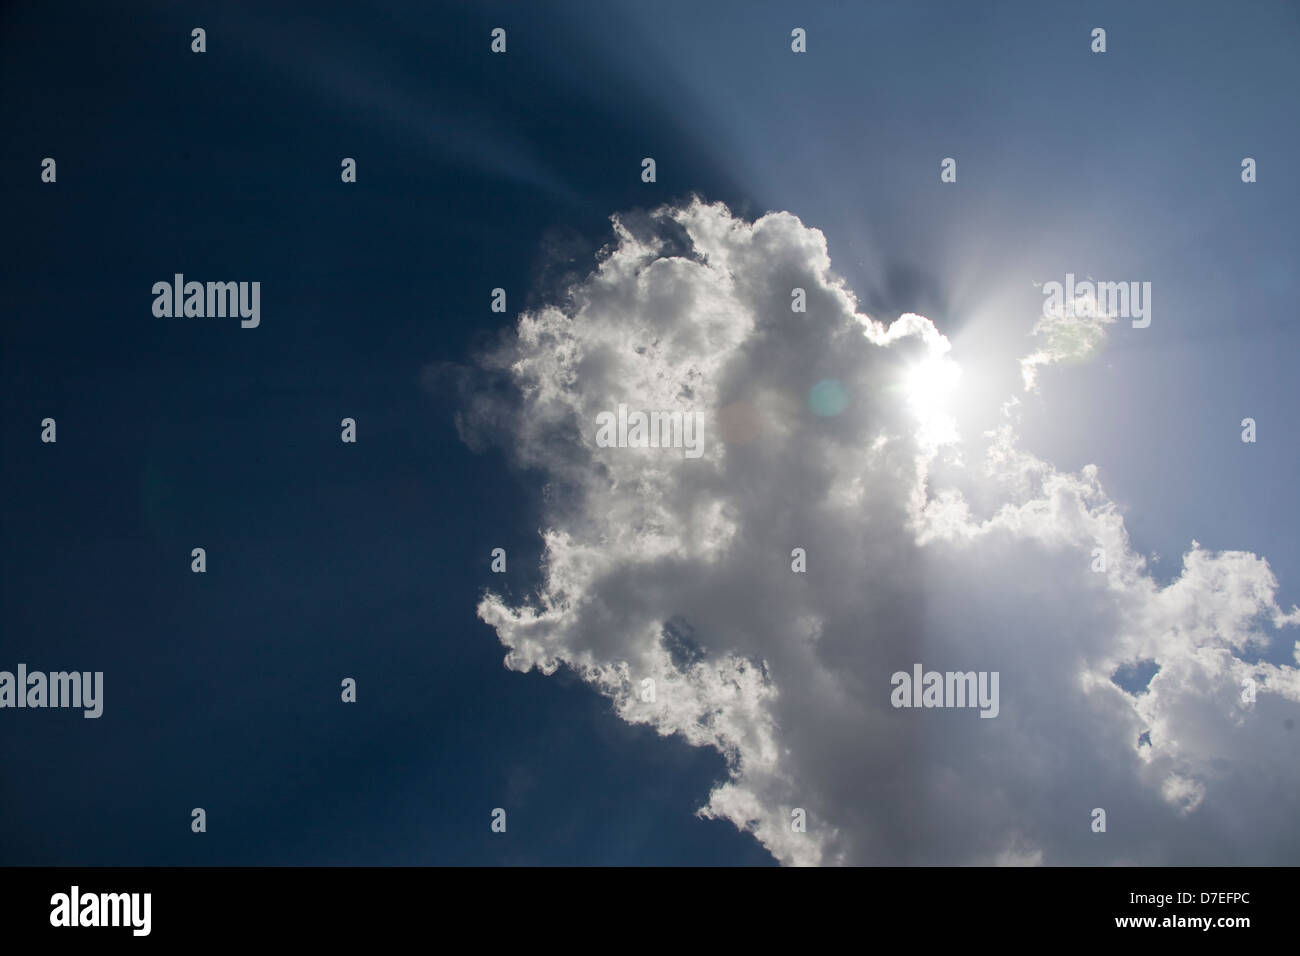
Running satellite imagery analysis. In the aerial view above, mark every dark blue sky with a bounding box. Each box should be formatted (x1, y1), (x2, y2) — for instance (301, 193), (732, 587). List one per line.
(2, 0), (1296, 865)
(1, 0), (767, 865)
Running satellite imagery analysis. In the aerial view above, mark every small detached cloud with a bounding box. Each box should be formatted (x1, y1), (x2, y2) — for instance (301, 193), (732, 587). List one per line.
(1020, 279), (1118, 391)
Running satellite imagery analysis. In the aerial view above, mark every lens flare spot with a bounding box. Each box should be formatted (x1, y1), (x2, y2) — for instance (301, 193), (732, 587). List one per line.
(810, 379), (849, 417)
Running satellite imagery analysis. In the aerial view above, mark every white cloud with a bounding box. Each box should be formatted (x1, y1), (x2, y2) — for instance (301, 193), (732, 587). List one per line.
(448, 198), (1300, 865)
(1020, 283), (1117, 391)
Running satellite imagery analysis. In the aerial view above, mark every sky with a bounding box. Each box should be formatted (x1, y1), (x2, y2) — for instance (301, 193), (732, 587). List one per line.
(1, 0), (1298, 866)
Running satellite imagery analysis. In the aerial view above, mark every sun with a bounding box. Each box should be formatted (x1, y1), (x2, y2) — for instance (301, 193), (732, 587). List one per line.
(903, 353), (962, 443)
(904, 353), (961, 416)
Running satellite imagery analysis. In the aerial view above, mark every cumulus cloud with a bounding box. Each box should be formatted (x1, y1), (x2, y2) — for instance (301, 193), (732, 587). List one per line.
(443, 198), (1300, 865)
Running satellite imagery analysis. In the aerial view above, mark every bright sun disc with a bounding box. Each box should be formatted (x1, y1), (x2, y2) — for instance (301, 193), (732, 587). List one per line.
(903, 354), (963, 447)
(905, 355), (961, 417)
